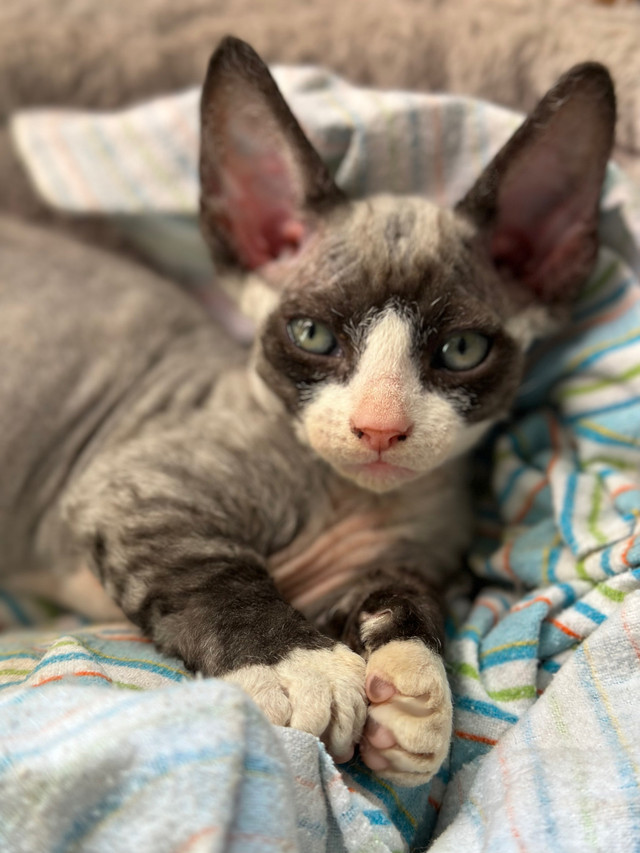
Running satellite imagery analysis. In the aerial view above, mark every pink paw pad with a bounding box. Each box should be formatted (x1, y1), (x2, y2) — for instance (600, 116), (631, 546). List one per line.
(359, 705), (398, 772)
(359, 739), (390, 771)
(366, 675), (396, 703)
(364, 717), (396, 749)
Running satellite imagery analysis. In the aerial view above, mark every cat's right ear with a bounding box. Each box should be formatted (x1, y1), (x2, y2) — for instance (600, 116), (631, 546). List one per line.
(199, 36), (345, 271)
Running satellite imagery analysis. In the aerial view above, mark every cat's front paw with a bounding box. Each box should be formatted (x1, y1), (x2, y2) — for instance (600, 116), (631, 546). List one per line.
(359, 639), (452, 787)
(222, 644), (367, 760)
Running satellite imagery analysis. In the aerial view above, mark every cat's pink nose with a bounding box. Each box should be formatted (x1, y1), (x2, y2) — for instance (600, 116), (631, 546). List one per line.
(350, 421), (413, 452)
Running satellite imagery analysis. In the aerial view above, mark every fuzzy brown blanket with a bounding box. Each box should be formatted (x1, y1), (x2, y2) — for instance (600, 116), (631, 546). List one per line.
(2, 0), (640, 241)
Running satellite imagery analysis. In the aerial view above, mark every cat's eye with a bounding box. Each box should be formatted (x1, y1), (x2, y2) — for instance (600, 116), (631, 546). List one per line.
(436, 331), (491, 371)
(287, 318), (340, 356)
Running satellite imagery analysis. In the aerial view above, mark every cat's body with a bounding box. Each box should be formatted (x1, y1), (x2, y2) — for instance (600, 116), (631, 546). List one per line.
(0, 205), (465, 779)
(0, 209), (463, 611)
(0, 39), (615, 785)
(1, 199), (470, 633)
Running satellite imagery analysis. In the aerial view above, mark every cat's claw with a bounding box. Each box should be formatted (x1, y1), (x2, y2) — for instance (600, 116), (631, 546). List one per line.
(360, 639), (452, 786)
(222, 644), (367, 759)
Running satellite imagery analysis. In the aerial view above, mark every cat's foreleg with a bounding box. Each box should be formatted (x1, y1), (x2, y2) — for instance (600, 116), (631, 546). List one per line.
(317, 570), (453, 785)
(62, 429), (367, 759)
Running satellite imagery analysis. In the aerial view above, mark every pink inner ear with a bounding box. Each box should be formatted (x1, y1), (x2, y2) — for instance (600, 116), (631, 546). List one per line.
(489, 150), (600, 300)
(213, 142), (307, 270)
(490, 230), (533, 278)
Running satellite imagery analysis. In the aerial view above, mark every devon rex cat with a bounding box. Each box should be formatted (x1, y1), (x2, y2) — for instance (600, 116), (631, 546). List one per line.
(0, 37), (614, 785)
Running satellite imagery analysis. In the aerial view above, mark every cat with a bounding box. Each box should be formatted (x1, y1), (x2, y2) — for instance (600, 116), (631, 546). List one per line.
(0, 37), (614, 786)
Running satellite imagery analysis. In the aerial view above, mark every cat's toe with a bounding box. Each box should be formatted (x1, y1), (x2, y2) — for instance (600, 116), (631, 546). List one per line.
(360, 638), (452, 787)
(223, 644), (367, 759)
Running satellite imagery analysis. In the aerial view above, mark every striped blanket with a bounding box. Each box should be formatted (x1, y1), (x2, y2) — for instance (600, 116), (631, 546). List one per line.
(5, 66), (640, 852)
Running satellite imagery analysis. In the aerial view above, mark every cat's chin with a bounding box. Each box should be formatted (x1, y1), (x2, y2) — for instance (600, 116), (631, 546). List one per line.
(336, 460), (422, 493)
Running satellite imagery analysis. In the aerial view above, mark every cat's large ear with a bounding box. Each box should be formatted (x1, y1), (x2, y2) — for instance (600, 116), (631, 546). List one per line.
(199, 36), (345, 270)
(456, 63), (615, 305)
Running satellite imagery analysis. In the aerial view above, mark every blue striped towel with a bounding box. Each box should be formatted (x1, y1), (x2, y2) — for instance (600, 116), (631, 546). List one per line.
(7, 65), (640, 851)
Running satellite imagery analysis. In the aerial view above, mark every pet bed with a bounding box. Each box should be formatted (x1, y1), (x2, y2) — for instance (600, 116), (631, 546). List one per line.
(3, 67), (640, 852)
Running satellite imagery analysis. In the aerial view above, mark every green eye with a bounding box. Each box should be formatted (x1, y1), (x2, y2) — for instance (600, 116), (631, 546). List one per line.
(287, 318), (339, 355)
(437, 331), (491, 371)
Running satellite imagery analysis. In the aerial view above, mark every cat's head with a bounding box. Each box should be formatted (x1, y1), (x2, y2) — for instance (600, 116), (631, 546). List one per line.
(199, 37), (615, 493)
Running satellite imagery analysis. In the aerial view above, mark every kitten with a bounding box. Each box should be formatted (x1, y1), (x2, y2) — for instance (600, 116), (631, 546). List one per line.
(0, 37), (614, 786)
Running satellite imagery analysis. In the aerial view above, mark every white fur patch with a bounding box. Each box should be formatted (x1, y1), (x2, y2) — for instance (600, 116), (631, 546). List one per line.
(222, 644), (367, 759)
(361, 639), (453, 786)
(298, 308), (490, 492)
(359, 608), (394, 646)
(239, 274), (279, 325)
(248, 366), (287, 417)
(505, 305), (558, 350)
(349, 309), (419, 430)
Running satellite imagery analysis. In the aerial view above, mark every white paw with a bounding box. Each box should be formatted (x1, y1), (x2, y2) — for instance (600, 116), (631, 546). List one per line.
(222, 644), (367, 760)
(359, 639), (452, 787)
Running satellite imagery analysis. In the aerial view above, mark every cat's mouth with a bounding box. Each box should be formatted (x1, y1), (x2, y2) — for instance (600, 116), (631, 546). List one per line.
(359, 460), (414, 476)
(340, 458), (419, 491)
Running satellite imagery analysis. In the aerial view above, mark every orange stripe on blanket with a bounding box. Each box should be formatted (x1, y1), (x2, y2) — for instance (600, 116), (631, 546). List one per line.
(502, 541), (517, 580)
(612, 484), (637, 498)
(45, 115), (101, 207)
(622, 606), (640, 664)
(621, 535), (636, 568)
(513, 414), (560, 525)
(31, 670), (113, 688)
(498, 744), (528, 853)
(513, 477), (547, 525)
(546, 619), (581, 640)
(512, 595), (553, 613)
(574, 287), (640, 337)
(454, 730), (498, 746)
(476, 597), (502, 624)
(177, 827), (218, 853)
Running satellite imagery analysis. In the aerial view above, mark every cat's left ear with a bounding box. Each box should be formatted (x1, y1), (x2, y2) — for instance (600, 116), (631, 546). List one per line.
(456, 63), (615, 306)
(199, 36), (345, 271)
